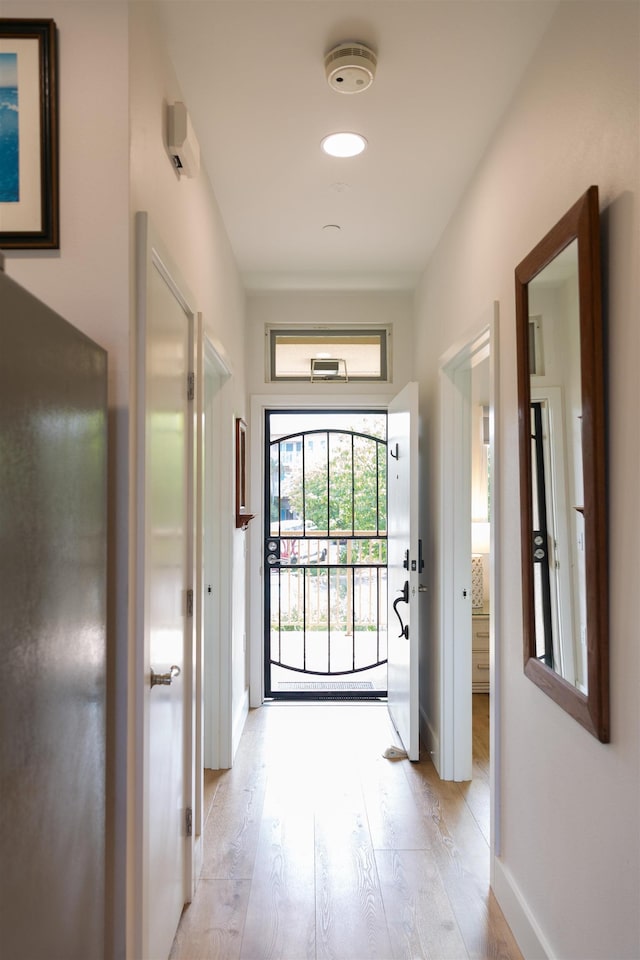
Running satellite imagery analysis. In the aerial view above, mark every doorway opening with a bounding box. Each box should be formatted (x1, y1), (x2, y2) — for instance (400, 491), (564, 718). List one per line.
(438, 304), (499, 851)
(264, 410), (388, 701)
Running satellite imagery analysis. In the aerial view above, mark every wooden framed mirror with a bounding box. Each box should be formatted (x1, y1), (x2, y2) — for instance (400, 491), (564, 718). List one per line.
(515, 186), (609, 742)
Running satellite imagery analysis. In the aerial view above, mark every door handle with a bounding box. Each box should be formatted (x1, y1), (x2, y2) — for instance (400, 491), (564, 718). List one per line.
(150, 665), (181, 688)
(392, 581), (410, 639)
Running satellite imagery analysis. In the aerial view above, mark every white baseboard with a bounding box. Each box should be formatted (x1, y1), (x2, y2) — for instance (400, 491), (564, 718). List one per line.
(492, 857), (553, 960)
(232, 687), (250, 762)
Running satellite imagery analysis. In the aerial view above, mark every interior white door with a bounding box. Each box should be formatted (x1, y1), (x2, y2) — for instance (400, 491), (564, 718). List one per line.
(387, 382), (420, 760)
(136, 215), (193, 960)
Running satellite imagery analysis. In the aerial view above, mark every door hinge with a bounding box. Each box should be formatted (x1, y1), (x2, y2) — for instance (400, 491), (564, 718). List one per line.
(185, 806), (193, 837)
(186, 588), (194, 618)
(187, 371), (195, 401)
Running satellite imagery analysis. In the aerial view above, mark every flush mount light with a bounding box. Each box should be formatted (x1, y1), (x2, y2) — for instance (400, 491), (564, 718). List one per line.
(321, 132), (367, 158)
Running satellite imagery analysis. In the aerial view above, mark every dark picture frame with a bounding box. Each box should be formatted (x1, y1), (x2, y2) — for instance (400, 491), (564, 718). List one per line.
(0, 19), (59, 249)
(235, 418), (254, 529)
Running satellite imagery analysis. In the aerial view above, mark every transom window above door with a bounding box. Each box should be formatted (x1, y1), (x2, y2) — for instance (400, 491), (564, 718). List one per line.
(267, 326), (390, 382)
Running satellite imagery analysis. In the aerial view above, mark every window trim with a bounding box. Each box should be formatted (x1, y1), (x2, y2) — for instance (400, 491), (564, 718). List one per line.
(266, 325), (390, 383)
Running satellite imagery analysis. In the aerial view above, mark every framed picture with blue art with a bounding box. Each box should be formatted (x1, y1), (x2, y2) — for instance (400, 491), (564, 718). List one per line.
(0, 20), (58, 249)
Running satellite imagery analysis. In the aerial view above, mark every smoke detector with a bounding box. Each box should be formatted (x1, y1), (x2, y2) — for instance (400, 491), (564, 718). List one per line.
(324, 42), (377, 94)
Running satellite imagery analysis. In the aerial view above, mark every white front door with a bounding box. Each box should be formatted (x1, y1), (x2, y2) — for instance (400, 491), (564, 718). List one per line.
(136, 214), (194, 959)
(387, 382), (420, 760)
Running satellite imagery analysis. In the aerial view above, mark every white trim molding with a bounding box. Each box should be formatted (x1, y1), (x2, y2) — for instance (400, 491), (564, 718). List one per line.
(493, 857), (553, 960)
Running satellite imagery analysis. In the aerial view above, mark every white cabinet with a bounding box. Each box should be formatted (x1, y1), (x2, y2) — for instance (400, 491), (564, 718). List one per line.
(472, 613), (490, 692)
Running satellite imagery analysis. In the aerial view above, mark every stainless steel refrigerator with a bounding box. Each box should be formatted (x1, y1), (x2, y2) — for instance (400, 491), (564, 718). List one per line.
(0, 263), (107, 959)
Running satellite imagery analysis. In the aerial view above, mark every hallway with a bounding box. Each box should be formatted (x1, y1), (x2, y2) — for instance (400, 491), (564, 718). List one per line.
(170, 698), (521, 959)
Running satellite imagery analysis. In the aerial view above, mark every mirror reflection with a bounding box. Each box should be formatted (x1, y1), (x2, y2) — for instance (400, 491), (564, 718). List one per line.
(527, 240), (587, 690)
(516, 185), (608, 742)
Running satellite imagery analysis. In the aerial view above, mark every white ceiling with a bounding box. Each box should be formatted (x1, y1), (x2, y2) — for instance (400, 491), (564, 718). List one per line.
(155, 1), (557, 292)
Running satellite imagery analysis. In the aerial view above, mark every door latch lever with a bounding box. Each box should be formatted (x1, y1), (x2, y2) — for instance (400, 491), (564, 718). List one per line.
(392, 581), (410, 639)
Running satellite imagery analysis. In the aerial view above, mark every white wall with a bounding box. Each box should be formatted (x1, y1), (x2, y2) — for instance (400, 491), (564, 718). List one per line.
(414, 3), (639, 957)
(1, 5), (131, 958)
(127, 11), (249, 951)
(3, 3), (130, 403)
(128, 4), (249, 773)
(129, 5), (246, 368)
(246, 290), (414, 399)
(245, 290), (414, 705)
(3, 5), (249, 958)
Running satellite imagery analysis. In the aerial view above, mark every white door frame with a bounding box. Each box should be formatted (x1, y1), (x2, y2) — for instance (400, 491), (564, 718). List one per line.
(249, 392), (395, 707)
(198, 329), (234, 776)
(133, 212), (196, 957)
(192, 324), (233, 886)
(438, 302), (501, 856)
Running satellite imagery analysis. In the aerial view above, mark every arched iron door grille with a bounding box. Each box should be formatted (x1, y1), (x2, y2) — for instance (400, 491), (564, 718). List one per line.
(531, 401), (554, 669)
(265, 417), (388, 699)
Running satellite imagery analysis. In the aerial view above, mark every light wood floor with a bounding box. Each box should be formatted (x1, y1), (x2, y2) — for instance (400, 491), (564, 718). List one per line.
(170, 695), (521, 960)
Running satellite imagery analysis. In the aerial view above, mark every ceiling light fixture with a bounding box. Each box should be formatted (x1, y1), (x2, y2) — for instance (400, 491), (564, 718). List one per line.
(321, 132), (367, 158)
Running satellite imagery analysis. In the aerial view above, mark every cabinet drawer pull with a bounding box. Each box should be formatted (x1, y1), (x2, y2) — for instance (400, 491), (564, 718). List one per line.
(476, 662), (489, 671)
(475, 631), (490, 639)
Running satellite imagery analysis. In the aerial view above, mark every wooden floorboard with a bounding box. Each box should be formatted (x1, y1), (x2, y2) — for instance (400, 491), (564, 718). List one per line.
(170, 879), (252, 960)
(170, 696), (522, 960)
(239, 777), (316, 959)
(314, 773), (393, 959)
(376, 847), (469, 960)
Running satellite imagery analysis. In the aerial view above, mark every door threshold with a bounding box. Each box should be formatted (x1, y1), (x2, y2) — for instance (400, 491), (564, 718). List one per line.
(263, 696), (388, 705)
